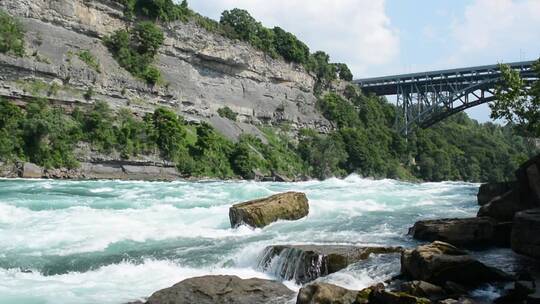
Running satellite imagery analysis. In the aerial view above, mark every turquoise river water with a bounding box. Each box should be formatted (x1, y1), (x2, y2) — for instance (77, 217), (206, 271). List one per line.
(0, 176), (524, 303)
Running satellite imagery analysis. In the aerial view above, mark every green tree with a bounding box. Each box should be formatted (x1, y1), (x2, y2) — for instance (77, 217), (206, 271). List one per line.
(151, 107), (189, 162)
(492, 60), (540, 137)
(334, 63), (353, 81)
(272, 27), (310, 64)
(0, 98), (24, 159)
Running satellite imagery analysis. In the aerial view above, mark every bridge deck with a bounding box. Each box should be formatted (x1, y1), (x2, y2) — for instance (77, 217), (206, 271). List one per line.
(354, 60), (536, 95)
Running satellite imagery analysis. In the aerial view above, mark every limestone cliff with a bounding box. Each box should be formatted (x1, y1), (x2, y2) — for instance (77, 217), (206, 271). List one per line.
(0, 0), (331, 143)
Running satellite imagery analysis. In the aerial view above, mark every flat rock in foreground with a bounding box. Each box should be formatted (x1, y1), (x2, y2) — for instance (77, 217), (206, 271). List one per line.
(401, 241), (510, 287)
(258, 245), (402, 284)
(409, 217), (497, 247)
(145, 275), (294, 304)
(229, 192), (309, 228)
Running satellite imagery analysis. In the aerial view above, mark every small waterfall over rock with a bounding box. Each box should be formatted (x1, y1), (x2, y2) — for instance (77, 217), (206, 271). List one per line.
(257, 246), (328, 284)
(256, 245), (402, 284)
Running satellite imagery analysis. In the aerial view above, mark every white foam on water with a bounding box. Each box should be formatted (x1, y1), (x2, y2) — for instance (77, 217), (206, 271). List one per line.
(0, 203), (259, 256)
(0, 260), (275, 304)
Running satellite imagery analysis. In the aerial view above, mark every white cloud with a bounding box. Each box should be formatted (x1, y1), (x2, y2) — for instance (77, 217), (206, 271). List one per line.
(451, 0), (540, 64)
(189, 0), (400, 77)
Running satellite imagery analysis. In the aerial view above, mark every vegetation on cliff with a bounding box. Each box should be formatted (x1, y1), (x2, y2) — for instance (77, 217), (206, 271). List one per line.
(105, 21), (164, 85)
(112, 1), (351, 89)
(0, 9), (25, 56)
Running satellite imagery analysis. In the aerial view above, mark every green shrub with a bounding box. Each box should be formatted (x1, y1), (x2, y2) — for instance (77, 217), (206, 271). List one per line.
(0, 10), (25, 56)
(217, 107), (238, 121)
(105, 21), (163, 85)
(77, 50), (101, 73)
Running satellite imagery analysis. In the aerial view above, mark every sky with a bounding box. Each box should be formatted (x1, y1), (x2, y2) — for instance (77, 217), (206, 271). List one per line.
(189, 0), (540, 122)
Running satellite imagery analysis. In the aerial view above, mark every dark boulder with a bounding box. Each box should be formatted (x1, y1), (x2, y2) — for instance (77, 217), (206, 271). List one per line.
(144, 275), (294, 304)
(478, 154), (540, 222)
(258, 245), (402, 284)
(515, 154), (540, 205)
(511, 208), (540, 259)
(401, 241), (510, 287)
(409, 217), (497, 247)
(477, 182), (516, 206)
(229, 192), (309, 228)
(477, 189), (535, 222)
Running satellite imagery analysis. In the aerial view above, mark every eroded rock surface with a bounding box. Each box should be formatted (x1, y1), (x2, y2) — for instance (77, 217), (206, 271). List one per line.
(0, 0), (331, 143)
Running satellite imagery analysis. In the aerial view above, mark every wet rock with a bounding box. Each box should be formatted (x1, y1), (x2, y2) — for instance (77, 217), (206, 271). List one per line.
(401, 280), (446, 301)
(258, 245), (402, 284)
(477, 182), (516, 206)
(409, 217), (496, 247)
(401, 241), (510, 287)
(512, 208), (540, 259)
(144, 275), (294, 304)
(296, 282), (362, 304)
(20, 162), (43, 178)
(272, 172), (292, 183)
(438, 298), (477, 304)
(229, 192), (309, 228)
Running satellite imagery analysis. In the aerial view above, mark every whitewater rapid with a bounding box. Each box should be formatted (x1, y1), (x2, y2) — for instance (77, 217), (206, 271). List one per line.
(0, 175), (502, 303)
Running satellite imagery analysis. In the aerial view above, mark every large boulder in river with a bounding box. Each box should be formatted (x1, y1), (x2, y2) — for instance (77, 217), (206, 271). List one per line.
(229, 192), (309, 228)
(409, 217), (497, 247)
(145, 275), (294, 304)
(401, 241), (510, 287)
(511, 208), (540, 259)
(258, 245), (402, 284)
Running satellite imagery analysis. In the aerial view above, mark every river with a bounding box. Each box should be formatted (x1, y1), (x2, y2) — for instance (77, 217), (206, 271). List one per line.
(0, 176), (520, 303)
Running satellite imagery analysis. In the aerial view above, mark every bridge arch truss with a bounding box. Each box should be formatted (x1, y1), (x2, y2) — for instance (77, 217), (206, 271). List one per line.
(354, 61), (537, 135)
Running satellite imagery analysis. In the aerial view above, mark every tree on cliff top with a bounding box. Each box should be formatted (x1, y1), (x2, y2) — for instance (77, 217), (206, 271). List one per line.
(493, 59), (540, 138)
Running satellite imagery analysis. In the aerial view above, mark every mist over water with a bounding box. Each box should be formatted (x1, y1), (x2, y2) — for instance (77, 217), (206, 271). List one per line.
(0, 176), (498, 304)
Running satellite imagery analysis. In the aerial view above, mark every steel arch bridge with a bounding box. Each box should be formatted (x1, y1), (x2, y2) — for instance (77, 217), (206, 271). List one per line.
(354, 60), (538, 135)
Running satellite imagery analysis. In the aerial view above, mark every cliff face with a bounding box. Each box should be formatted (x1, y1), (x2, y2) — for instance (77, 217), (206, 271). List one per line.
(0, 0), (331, 142)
